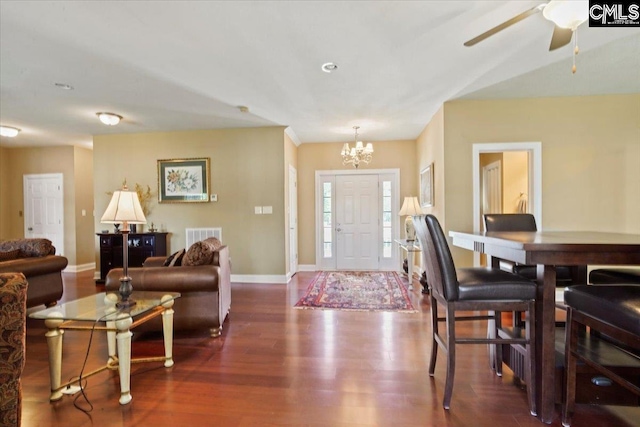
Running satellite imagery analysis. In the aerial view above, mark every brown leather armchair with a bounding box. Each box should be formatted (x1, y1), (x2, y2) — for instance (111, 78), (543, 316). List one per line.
(106, 245), (231, 337)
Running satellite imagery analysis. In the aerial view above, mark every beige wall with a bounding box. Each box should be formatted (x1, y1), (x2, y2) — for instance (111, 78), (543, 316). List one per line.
(74, 147), (96, 265)
(502, 151), (528, 214)
(442, 93), (640, 267)
(93, 127), (288, 276)
(297, 139), (417, 265)
(416, 106), (445, 223)
(0, 147), (9, 237)
(0, 145), (94, 266)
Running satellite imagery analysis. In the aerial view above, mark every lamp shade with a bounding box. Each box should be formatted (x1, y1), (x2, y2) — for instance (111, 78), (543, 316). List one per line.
(101, 190), (147, 224)
(399, 196), (423, 216)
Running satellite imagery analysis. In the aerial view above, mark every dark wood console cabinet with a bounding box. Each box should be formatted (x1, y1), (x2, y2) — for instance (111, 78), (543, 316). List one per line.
(96, 232), (168, 283)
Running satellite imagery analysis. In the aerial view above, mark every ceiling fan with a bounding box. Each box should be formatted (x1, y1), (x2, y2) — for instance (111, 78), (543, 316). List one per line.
(464, 1), (589, 52)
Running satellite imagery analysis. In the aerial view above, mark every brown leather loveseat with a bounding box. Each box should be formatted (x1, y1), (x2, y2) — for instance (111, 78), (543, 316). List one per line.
(0, 238), (67, 308)
(106, 238), (231, 337)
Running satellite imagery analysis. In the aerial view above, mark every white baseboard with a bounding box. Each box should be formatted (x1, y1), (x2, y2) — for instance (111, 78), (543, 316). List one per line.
(231, 274), (287, 284)
(297, 264), (317, 272)
(63, 263), (96, 273)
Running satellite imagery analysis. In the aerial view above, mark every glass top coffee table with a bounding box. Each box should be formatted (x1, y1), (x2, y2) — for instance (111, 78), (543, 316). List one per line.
(30, 291), (180, 405)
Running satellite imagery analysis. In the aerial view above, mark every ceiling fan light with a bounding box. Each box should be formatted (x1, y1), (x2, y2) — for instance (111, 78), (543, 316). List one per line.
(543, 0), (589, 29)
(0, 126), (21, 137)
(97, 112), (122, 126)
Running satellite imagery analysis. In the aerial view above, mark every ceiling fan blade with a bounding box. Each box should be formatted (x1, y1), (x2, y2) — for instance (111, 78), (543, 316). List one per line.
(464, 6), (543, 47)
(549, 25), (573, 51)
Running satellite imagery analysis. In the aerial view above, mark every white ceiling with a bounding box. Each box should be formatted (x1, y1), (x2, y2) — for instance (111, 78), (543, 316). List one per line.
(1, 1), (639, 149)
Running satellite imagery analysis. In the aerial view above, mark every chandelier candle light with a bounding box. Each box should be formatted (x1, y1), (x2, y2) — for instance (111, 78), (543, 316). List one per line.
(101, 183), (147, 308)
(341, 126), (373, 168)
(399, 196), (424, 242)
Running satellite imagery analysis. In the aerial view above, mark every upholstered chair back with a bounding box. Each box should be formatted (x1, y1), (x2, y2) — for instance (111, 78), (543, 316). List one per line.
(483, 213), (537, 232)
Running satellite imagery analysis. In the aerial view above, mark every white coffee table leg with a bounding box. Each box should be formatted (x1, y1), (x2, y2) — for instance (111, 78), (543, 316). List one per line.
(115, 313), (133, 405)
(161, 295), (175, 368)
(105, 294), (118, 366)
(44, 313), (64, 401)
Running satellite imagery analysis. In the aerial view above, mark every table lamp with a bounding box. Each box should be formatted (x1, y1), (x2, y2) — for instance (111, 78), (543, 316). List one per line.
(399, 196), (423, 242)
(101, 184), (147, 308)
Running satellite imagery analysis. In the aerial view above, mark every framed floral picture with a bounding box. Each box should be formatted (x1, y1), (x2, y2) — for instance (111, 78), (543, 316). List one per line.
(158, 158), (210, 203)
(420, 163), (434, 208)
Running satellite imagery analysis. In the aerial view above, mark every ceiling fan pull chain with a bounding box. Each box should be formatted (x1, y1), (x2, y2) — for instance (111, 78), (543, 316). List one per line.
(572, 28), (579, 74)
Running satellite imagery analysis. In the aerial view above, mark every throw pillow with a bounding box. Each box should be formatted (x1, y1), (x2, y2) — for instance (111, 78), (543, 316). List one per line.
(203, 237), (222, 250)
(182, 238), (221, 266)
(0, 238), (55, 257)
(163, 249), (186, 267)
(0, 249), (21, 261)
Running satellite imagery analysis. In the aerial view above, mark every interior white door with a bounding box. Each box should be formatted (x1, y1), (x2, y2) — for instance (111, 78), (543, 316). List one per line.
(288, 166), (298, 276)
(482, 160), (502, 219)
(336, 174), (379, 270)
(23, 174), (64, 255)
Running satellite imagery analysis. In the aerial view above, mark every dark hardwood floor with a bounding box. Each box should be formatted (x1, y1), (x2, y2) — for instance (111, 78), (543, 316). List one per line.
(21, 271), (639, 426)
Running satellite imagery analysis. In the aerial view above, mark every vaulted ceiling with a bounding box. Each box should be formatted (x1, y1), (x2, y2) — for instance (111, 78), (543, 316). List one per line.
(1, 1), (639, 148)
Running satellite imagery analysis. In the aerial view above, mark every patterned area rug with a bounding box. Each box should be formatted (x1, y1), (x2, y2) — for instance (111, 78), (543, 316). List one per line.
(294, 271), (417, 312)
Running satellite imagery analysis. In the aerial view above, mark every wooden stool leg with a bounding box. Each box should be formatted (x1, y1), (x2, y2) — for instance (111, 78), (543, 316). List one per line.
(443, 306), (456, 410)
(562, 308), (578, 426)
(428, 295), (438, 376)
(526, 302), (537, 417)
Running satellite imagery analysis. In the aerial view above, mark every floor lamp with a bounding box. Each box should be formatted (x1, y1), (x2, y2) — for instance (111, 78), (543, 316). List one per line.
(101, 184), (147, 308)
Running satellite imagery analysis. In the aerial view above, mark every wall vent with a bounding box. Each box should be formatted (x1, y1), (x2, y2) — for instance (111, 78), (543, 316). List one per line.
(185, 227), (222, 249)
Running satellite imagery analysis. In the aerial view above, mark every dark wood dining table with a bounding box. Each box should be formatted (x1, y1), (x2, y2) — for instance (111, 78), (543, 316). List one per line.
(448, 230), (640, 424)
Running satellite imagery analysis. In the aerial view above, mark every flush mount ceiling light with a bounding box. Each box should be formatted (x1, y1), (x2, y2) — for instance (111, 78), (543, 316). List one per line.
(0, 126), (21, 137)
(321, 62), (338, 73)
(96, 112), (123, 126)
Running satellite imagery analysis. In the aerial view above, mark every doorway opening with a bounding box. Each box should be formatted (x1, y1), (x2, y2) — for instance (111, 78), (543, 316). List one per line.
(473, 142), (542, 266)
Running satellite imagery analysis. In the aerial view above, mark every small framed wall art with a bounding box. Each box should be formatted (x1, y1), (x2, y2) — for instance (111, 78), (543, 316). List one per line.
(420, 163), (434, 208)
(158, 158), (210, 203)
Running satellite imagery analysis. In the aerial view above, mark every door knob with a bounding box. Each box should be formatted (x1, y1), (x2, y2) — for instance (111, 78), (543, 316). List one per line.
(28, 227), (33, 231)
(336, 228), (342, 232)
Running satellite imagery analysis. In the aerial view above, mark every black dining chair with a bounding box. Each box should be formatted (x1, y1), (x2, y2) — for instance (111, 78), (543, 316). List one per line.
(483, 213), (573, 284)
(414, 214), (537, 414)
(562, 284), (640, 426)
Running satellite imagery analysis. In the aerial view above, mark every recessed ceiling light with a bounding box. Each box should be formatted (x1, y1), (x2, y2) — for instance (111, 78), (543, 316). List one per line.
(54, 83), (74, 90)
(321, 62), (338, 73)
(96, 112), (122, 126)
(238, 105), (249, 113)
(0, 126), (21, 137)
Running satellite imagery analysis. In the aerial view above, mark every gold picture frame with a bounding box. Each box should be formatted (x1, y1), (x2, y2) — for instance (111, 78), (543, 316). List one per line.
(420, 163), (434, 208)
(158, 158), (210, 203)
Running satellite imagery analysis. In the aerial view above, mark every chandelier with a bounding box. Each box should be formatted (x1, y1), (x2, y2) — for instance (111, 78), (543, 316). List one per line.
(341, 126), (373, 168)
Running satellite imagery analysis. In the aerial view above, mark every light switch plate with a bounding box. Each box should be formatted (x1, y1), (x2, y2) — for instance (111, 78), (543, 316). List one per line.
(210, 194), (218, 202)
(255, 206), (263, 214)
(263, 206), (273, 214)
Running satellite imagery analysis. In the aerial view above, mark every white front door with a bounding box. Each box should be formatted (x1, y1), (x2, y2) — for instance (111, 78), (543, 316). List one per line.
(336, 174), (379, 270)
(23, 173), (64, 255)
